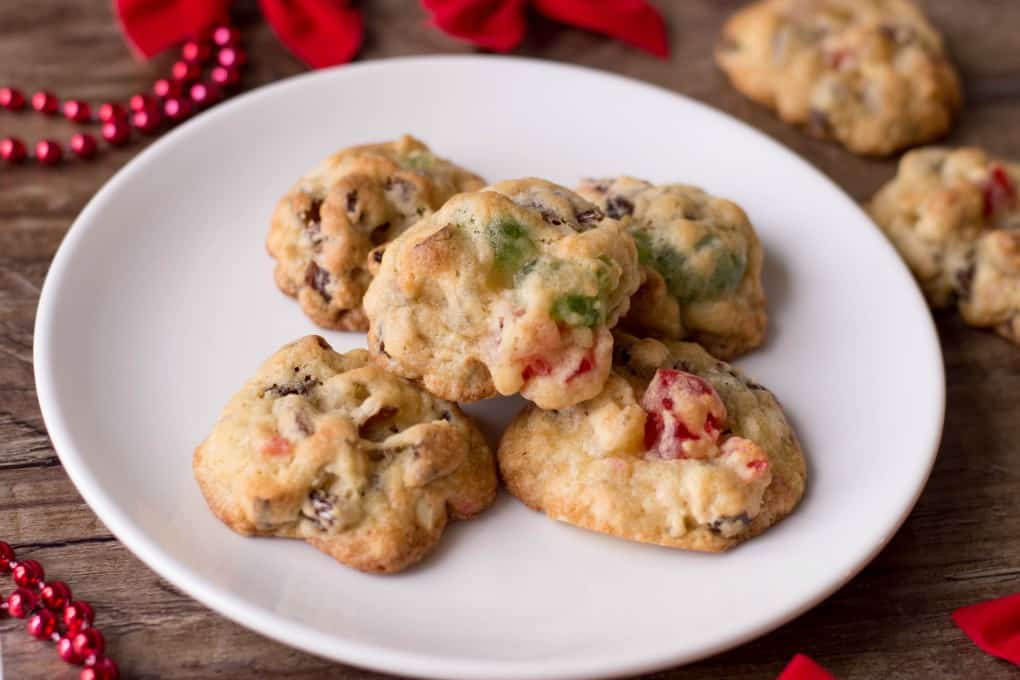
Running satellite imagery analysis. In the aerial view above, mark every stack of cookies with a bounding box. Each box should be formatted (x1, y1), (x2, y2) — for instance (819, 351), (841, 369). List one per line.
(194, 134), (808, 573)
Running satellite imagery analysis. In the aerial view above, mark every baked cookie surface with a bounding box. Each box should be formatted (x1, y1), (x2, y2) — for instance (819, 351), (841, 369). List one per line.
(498, 333), (806, 551)
(267, 135), (484, 331)
(869, 147), (1020, 343)
(715, 0), (961, 156)
(193, 335), (497, 574)
(363, 178), (643, 410)
(576, 177), (766, 359)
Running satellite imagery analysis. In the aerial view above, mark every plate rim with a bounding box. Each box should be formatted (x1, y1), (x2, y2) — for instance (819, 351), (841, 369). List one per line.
(32, 54), (946, 680)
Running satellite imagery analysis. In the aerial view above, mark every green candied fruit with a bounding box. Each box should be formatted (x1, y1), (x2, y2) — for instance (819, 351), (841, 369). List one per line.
(405, 152), (435, 170)
(488, 219), (538, 278)
(551, 294), (602, 328)
(632, 227), (746, 302)
(706, 249), (747, 294)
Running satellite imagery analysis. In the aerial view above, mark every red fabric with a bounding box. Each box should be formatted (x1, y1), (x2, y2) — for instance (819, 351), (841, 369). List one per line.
(421, 0), (669, 58)
(777, 654), (836, 680)
(953, 593), (1020, 665)
(113, 0), (363, 68)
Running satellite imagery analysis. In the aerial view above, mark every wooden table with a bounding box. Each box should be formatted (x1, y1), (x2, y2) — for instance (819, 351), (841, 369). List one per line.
(2, 1), (1018, 677)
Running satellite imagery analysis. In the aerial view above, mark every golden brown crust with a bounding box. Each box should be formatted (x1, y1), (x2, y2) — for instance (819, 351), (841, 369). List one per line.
(498, 333), (806, 552)
(193, 336), (497, 574)
(267, 135), (485, 331)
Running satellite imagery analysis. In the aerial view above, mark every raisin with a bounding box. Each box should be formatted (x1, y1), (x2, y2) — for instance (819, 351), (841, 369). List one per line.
(576, 208), (604, 225)
(305, 262), (332, 302)
(302, 489), (338, 531)
(955, 261), (976, 301)
(540, 210), (563, 226)
(439, 410), (452, 422)
(370, 222), (390, 246)
(708, 512), (750, 535)
(606, 196), (634, 219)
(372, 248), (385, 263)
(345, 190), (358, 213)
(301, 197), (323, 226)
(262, 373), (320, 398)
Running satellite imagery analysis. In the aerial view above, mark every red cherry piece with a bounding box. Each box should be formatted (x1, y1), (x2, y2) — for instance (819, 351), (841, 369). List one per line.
(101, 120), (131, 147)
(6, 587), (38, 617)
(72, 628), (105, 660)
(131, 108), (162, 135)
(261, 435), (292, 457)
(217, 46), (246, 68)
(152, 78), (182, 99)
(63, 600), (96, 631)
(521, 357), (552, 381)
(27, 609), (57, 639)
(31, 90), (59, 114)
(58, 636), (83, 664)
(984, 164), (1017, 217)
(212, 26), (240, 47)
(640, 369), (726, 460)
(181, 40), (212, 63)
(13, 558), (44, 587)
(0, 541), (14, 571)
(34, 139), (64, 166)
(97, 103), (127, 123)
(210, 65), (240, 88)
(70, 133), (99, 160)
(129, 94), (155, 113)
(41, 580), (73, 609)
(171, 60), (201, 83)
(0, 137), (27, 163)
(63, 99), (91, 123)
(189, 82), (221, 108)
(0, 86), (26, 110)
(163, 97), (192, 123)
(81, 657), (120, 680)
(566, 351), (595, 383)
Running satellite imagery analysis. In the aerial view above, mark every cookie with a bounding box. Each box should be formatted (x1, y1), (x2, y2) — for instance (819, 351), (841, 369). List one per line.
(362, 178), (643, 410)
(498, 333), (806, 552)
(267, 135), (485, 331)
(716, 0), (961, 156)
(576, 177), (767, 359)
(193, 335), (497, 574)
(869, 147), (1020, 343)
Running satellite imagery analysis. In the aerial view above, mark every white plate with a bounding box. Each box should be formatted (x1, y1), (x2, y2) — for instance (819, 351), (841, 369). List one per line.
(34, 56), (944, 680)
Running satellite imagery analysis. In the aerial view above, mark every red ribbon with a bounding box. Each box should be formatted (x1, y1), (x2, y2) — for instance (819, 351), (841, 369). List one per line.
(114, 0), (362, 69)
(419, 0), (670, 58)
(953, 593), (1020, 665)
(777, 654), (837, 680)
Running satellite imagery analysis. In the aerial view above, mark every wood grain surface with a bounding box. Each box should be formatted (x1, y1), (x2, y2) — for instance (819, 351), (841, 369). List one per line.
(2, 1), (1019, 678)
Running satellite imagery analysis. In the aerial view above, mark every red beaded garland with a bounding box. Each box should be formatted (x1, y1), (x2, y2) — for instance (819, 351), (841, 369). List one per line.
(181, 40), (211, 63)
(128, 93), (156, 113)
(31, 90), (59, 114)
(35, 139), (64, 166)
(81, 657), (120, 680)
(189, 81), (221, 108)
(63, 99), (91, 123)
(7, 587), (38, 617)
(97, 102), (127, 123)
(27, 609), (58, 639)
(212, 25), (240, 47)
(101, 119), (131, 147)
(0, 137), (27, 163)
(171, 59), (202, 82)
(0, 87), (26, 110)
(41, 579), (73, 609)
(163, 96), (193, 123)
(70, 133), (97, 159)
(217, 46), (246, 68)
(153, 78), (183, 99)
(13, 558), (44, 587)
(0, 541), (15, 570)
(63, 599), (96, 631)
(210, 65), (240, 88)
(131, 108), (162, 134)
(71, 627), (106, 660)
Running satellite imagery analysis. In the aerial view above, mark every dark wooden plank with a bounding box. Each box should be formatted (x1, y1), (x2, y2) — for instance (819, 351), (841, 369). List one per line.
(1, 0), (1019, 678)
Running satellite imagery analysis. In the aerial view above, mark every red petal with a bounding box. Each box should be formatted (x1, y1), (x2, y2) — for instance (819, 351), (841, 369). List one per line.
(777, 654), (836, 680)
(953, 593), (1020, 665)
(533, 0), (669, 58)
(421, 0), (529, 52)
(114, 0), (229, 59)
(260, 0), (363, 68)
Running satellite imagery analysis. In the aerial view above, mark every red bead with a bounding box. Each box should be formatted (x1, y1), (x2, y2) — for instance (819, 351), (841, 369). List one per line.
(171, 60), (201, 82)
(162, 97), (192, 123)
(69, 133), (98, 160)
(58, 636), (83, 664)
(0, 541), (14, 571)
(6, 587), (38, 617)
(210, 65), (240, 89)
(35, 139), (63, 166)
(0, 87), (26, 110)
(181, 40), (212, 63)
(71, 628), (105, 660)
(189, 82), (221, 108)
(97, 103), (127, 123)
(41, 580), (73, 609)
(63, 99), (91, 123)
(128, 94), (155, 113)
(152, 78), (181, 100)
(212, 26), (240, 47)
(31, 90), (59, 114)
(217, 46), (246, 68)
(63, 600), (96, 632)
(101, 120), (131, 147)
(27, 609), (57, 639)
(131, 108), (162, 134)
(81, 657), (120, 680)
(0, 137), (27, 163)
(13, 558), (44, 587)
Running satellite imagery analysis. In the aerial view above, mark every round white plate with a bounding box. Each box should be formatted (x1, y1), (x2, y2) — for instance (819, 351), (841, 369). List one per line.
(34, 56), (944, 680)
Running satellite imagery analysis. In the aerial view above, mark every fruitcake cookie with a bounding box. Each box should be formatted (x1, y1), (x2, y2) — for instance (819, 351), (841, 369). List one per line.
(869, 147), (1020, 343)
(267, 135), (485, 331)
(576, 177), (766, 359)
(715, 0), (961, 156)
(363, 178), (643, 410)
(498, 333), (806, 551)
(193, 335), (497, 574)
